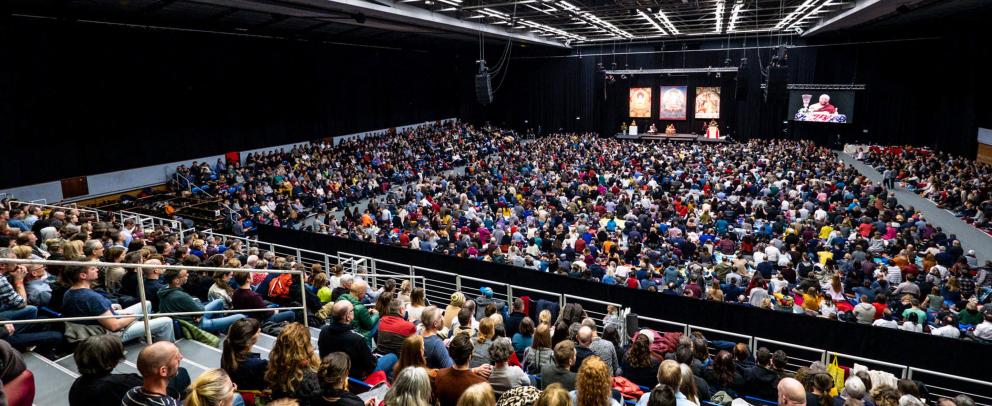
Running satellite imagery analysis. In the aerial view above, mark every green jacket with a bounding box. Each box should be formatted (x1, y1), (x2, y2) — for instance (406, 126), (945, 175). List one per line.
(340, 293), (379, 338)
(158, 286), (203, 323)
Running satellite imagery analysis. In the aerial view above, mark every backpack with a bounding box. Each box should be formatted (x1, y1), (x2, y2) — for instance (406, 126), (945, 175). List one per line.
(268, 273), (294, 299)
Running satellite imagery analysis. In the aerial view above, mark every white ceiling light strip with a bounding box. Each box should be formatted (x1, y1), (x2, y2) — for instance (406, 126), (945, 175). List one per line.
(714, 0), (724, 33)
(636, 9), (667, 35)
(774, 0), (816, 30)
(786, 0), (832, 30)
(656, 8), (679, 35)
(727, 0), (744, 32)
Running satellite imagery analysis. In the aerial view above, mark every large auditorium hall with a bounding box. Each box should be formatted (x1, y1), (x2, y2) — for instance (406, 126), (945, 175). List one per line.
(1, 0), (991, 405)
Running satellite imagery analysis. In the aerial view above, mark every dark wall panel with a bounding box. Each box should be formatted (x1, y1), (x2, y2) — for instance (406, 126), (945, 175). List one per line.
(0, 19), (463, 188)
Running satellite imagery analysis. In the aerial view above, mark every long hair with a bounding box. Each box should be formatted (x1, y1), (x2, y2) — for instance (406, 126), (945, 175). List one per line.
(812, 373), (836, 406)
(625, 334), (653, 369)
(394, 335), (427, 376)
(185, 368), (235, 406)
(477, 317), (495, 344)
(213, 271), (235, 297)
(265, 323), (320, 393)
(384, 367), (432, 406)
(221, 318), (260, 373)
(712, 350), (735, 386)
(576, 356), (611, 406)
(678, 363), (699, 404)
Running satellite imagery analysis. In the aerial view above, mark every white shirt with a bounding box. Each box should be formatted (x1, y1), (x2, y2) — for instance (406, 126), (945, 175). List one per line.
(974, 321), (992, 340)
(931, 325), (961, 338)
(872, 318), (899, 329)
(901, 322), (923, 333)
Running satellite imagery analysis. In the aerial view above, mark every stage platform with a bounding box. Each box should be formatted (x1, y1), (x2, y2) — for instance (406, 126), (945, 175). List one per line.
(615, 133), (729, 143)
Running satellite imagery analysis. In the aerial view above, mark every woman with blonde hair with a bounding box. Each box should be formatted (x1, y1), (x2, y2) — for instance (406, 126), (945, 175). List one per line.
(406, 287), (427, 323)
(538, 309), (552, 327)
(384, 367), (433, 406)
(185, 368), (238, 406)
(572, 356), (620, 406)
(265, 323), (321, 402)
(535, 383), (571, 406)
(444, 292), (466, 329)
(471, 318), (497, 368)
(398, 280), (414, 306)
(393, 335), (431, 377)
(456, 382), (496, 406)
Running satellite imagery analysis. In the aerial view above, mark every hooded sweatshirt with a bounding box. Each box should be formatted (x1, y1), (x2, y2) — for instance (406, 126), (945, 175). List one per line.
(157, 286), (203, 323)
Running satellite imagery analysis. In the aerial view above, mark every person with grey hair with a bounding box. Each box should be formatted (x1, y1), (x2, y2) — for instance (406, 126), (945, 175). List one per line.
(486, 337), (530, 395)
(331, 274), (355, 302)
(384, 366), (433, 406)
(955, 395), (976, 406)
(839, 376), (867, 404)
(580, 318), (619, 376)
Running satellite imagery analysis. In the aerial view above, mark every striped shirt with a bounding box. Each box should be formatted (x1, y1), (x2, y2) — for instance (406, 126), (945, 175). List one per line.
(121, 387), (180, 406)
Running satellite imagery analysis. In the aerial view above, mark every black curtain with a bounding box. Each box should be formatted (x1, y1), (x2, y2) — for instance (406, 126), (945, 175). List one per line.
(258, 224), (992, 380)
(466, 26), (989, 157)
(0, 19), (464, 188)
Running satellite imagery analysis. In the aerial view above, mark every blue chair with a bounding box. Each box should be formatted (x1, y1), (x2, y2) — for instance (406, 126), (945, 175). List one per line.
(348, 377), (373, 394)
(745, 396), (779, 406)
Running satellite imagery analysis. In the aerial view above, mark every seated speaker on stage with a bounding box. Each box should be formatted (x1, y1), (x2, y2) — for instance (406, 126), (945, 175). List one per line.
(665, 123), (677, 135)
(648, 123), (658, 134)
(705, 120), (720, 139)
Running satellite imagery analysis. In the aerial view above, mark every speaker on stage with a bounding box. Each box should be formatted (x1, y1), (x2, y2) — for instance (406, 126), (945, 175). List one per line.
(764, 66), (788, 102)
(625, 312), (639, 335)
(475, 72), (493, 105)
(735, 58), (748, 101)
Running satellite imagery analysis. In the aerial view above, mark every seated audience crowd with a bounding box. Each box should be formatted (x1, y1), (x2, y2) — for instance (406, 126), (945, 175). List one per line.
(205, 127), (991, 340)
(858, 145), (992, 234)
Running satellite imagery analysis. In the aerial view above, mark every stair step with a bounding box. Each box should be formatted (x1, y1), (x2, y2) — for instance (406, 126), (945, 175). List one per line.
(55, 353), (139, 375)
(175, 339), (222, 369)
(23, 352), (77, 406)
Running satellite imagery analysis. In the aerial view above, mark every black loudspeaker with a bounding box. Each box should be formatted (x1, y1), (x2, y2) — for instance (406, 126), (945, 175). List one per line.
(735, 73), (748, 101)
(625, 312), (639, 336)
(475, 73), (493, 105)
(764, 66), (788, 102)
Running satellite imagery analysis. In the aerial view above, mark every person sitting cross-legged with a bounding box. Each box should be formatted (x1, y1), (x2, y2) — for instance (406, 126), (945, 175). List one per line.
(157, 268), (246, 334)
(61, 264), (175, 343)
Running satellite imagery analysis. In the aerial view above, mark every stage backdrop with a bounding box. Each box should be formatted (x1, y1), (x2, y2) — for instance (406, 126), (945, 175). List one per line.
(629, 87), (652, 118)
(694, 87), (721, 119)
(258, 224), (992, 379)
(659, 86), (688, 120)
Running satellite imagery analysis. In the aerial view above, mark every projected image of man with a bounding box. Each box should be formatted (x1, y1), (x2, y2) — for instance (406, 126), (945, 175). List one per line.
(808, 94), (836, 114)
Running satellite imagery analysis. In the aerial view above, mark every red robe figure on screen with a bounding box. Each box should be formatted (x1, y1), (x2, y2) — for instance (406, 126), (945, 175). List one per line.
(808, 94), (836, 114)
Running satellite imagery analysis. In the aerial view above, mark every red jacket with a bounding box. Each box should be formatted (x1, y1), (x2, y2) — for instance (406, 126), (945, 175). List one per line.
(376, 315), (415, 355)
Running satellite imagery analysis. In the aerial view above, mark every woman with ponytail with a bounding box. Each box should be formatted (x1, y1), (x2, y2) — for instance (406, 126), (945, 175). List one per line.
(185, 368), (239, 406)
(810, 373), (836, 406)
(221, 318), (268, 390)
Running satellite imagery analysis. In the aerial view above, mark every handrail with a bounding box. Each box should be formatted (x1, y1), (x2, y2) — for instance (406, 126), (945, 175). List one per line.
(0, 256), (308, 342)
(827, 351), (908, 377)
(2, 306), (304, 325)
(753, 337), (827, 364)
(636, 315), (689, 334)
(7, 200), (101, 221)
(564, 294), (620, 308)
(906, 367), (992, 387)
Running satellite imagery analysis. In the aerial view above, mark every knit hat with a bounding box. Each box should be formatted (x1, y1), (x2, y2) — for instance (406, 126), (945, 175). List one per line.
(480, 287), (494, 297)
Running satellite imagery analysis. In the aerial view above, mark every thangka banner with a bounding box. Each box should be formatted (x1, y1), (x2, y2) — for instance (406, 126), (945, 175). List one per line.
(659, 86), (687, 120)
(629, 87), (652, 118)
(694, 86), (721, 119)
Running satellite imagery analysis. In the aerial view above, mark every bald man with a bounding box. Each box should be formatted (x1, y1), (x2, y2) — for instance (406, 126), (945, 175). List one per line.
(122, 342), (185, 406)
(571, 326), (596, 373)
(338, 279), (380, 339)
(318, 300), (396, 379)
(778, 377), (807, 406)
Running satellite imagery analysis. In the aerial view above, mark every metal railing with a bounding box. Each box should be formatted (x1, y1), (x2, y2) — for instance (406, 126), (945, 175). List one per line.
(119, 210), (187, 242)
(6, 200), (101, 222)
(320, 251), (992, 403)
(0, 257), (307, 343)
(198, 229), (341, 273)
